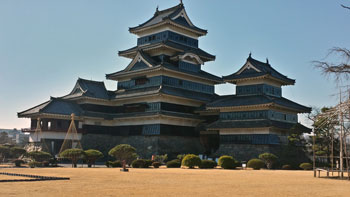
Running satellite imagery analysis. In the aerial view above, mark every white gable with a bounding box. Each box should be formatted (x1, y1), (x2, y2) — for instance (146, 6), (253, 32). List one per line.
(171, 9), (194, 27)
(125, 52), (154, 71)
(236, 61), (261, 75)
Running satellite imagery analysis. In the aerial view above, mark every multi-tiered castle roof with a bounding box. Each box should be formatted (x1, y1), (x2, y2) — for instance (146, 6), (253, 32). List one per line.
(18, 2), (310, 159)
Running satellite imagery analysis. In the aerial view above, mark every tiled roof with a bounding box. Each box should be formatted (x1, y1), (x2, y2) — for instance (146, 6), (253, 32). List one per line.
(206, 94), (311, 113)
(62, 78), (111, 100)
(223, 56), (295, 85)
(18, 98), (83, 117)
(112, 84), (217, 102)
(160, 85), (217, 102)
(18, 97), (200, 120)
(162, 63), (222, 82)
(106, 52), (221, 83)
(129, 3), (207, 35)
(119, 40), (215, 61)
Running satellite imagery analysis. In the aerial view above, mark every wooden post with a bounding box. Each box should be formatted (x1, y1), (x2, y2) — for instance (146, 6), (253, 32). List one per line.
(313, 131), (316, 178)
(339, 90), (344, 179)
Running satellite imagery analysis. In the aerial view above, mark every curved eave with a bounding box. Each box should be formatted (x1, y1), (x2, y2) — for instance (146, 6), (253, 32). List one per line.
(223, 74), (295, 86)
(106, 65), (223, 84)
(129, 19), (207, 37)
(18, 112), (83, 120)
(119, 42), (215, 62)
(207, 103), (310, 114)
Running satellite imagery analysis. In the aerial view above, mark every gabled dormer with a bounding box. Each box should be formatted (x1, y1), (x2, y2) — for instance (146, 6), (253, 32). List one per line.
(129, 3), (207, 38)
(125, 51), (158, 72)
(63, 78), (110, 100)
(223, 54), (295, 87)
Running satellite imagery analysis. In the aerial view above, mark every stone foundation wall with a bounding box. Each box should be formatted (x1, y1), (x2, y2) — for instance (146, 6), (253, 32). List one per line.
(81, 134), (204, 159)
(213, 143), (281, 161)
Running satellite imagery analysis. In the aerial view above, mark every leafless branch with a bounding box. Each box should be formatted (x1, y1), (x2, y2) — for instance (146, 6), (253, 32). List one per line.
(341, 4), (350, 10)
(313, 48), (350, 82)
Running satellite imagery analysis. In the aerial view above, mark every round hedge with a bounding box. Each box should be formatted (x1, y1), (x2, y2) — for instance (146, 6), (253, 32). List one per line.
(299, 163), (312, 170)
(181, 154), (201, 168)
(106, 161), (122, 168)
(247, 159), (265, 170)
(131, 159), (150, 168)
(218, 155), (236, 169)
(199, 160), (217, 169)
(152, 162), (161, 168)
(166, 159), (181, 168)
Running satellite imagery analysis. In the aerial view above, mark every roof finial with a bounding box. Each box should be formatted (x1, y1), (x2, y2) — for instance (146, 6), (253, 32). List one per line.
(266, 58), (269, 64)
(180, 0), (183, 5)
(248, 52), (252, 58)
(156, 5), (159, 12)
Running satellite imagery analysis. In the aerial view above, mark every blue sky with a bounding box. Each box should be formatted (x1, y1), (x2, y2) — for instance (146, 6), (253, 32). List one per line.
(0, 0), (349, 129)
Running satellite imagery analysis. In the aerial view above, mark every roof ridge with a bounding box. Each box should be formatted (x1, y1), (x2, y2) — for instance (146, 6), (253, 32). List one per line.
(155, 3), (183, 15)
(78, 77), (105, 84)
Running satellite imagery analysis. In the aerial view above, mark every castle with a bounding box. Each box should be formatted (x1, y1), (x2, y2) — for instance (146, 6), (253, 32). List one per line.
(18, 3), (310, 160)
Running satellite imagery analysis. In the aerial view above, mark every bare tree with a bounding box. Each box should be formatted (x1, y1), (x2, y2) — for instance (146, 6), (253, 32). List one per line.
(314, 4), (350, 81)
(342, 4), (350, 10)
(313, 48), (350, 81)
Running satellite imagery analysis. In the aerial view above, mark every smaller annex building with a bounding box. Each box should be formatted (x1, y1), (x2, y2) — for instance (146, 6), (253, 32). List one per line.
(18, 2), (310, 160)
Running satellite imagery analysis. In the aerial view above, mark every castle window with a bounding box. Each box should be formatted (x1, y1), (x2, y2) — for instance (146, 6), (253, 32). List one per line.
(135, 77), (148, 85)
(57, 120), (62, 129)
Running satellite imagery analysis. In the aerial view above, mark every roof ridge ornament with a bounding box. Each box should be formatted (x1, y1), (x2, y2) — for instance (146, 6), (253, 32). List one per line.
(180, 0), (183, 5)
(248, 52), (252, 59)
(266, 58), (269, 65)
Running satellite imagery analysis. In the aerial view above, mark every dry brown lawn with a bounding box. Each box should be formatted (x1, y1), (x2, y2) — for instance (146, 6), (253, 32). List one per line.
(1, 167), (350, 197)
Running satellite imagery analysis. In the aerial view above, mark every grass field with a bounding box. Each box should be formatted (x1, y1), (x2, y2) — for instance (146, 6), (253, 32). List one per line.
(1, 167), (350, 197)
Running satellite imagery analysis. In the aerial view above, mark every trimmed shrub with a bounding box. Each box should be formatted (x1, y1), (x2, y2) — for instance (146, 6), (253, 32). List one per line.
(199, 160), (217, 169)
(247, 159), (265, 170)
(182, 154), (201, 168)
(28, 161), (42, 168)
(259, 153), (278, 169)
(154, 154), (168, 164)
(10, 147), (26, 158)
(282, 165), (292, 170)
(112, 161), (122, 167)
(218, 155), (237, 169)
(109, 144), (138, 165)
(84, 149), (104, 167)
(27, 151), (52, 162)
(166, 159), (181, 168)
(131, 159), (150, 168)
(106, 161), (122, 168)
(13, 159), (25, 167)
(152, 162), (161, 168)
(59, 149), (84, 168)
(144, 160), (153, 168)
(299, 163), (312, 170)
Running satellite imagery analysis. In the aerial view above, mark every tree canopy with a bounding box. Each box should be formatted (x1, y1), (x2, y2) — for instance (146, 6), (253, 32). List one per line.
(60, 148), (85, 168)
(27, 151), (52, 162)
(108, 144), (138, 165)
(84, 149), (104, 167)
